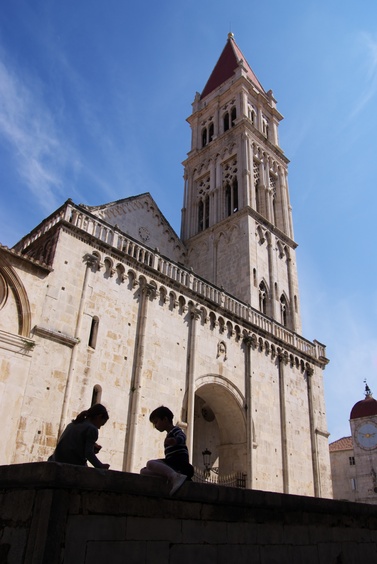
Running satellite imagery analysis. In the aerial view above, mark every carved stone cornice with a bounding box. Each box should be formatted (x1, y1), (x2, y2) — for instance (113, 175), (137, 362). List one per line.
(33, 326), (79, 348)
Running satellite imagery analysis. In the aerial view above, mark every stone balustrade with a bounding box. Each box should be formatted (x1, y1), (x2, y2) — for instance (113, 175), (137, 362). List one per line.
(14, 201), (326, 363)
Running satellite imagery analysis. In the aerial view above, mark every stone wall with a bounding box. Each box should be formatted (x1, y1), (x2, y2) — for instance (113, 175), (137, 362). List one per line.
(1, 462), (376, 564)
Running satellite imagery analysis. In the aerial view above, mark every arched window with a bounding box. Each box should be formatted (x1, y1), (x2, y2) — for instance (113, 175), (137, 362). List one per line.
(262, 117), (269, 138)
(208, 122), (214, 142)
(198, 197), (210, 231)
(259, 282), (267, 314)
(204, 195), (210, 229)
(88, 316), (99, 349)
(223, 112), (230, 132)
(198, 200), (204, 232)
(232, 178), (238, 212)
(225, 179), (238, 216)
(231, 106), (237, 127)
(225, 184), (232, 217)
(202, 128), (207, 148)
(249, 107), (256, 125)
(91, 384), (102, 406)
(280, 295), (288, 327)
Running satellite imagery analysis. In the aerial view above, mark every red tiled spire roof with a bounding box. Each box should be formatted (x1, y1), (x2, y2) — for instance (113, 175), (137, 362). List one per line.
(201, 33), (265, 100)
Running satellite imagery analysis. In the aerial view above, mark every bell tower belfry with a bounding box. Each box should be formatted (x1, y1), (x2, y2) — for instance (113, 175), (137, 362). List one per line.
(181, 33), (301, 332)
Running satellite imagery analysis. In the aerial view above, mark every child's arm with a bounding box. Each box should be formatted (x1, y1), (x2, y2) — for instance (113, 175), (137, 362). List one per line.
(85, 427), (110, 468)
(164, 427), (186, 447)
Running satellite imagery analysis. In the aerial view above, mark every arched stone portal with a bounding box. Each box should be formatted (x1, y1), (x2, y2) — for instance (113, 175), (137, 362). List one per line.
(192, 376), (247, 478)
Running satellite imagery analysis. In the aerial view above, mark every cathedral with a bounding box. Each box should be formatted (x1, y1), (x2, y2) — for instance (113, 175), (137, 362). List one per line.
(0, 34), (332, 497)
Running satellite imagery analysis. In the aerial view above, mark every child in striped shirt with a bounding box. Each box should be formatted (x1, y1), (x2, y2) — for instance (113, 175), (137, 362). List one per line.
(140, 406), (194, 495)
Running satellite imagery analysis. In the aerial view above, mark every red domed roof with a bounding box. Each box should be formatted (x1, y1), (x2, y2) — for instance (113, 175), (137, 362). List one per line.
(350, 394), (377, 420)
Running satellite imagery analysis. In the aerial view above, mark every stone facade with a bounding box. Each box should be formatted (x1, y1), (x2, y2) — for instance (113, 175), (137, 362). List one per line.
(0, 35), (332, 497)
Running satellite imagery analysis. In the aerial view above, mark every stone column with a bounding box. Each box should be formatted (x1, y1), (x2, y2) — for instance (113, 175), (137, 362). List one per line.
(306, 366), (320, 497)
(123, 282), (156, 472)
(258, 157), (268, 219)
(265, 159), (274, 223)
(216, 158), (222, 222)
(266, 233), (276, 319)
(249, 143), (256, 209)
(278, 350), (289, 494)
(58, 253), (100, 436)
(241, 132), (251, 208)
(285, 248), (296, 332)
(210, 159), (216, 226)
(180, 173), (189, 239)
(185, 304), (201, 460)
(243, 334), (256, 489)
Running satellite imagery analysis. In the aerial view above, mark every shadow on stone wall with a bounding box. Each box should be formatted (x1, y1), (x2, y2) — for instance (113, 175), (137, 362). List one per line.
(1, 462), (377, 563)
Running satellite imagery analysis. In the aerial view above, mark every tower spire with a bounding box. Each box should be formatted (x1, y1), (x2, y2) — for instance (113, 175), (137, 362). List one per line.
(200, 34), (265, 100)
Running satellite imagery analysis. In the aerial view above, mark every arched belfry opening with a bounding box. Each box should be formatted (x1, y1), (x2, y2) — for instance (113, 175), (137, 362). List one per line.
(192, 378), (247, 480)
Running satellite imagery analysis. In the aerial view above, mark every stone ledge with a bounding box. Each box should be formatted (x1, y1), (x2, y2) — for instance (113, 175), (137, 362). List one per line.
(0, 462), (376, 521)
(1, 463), (377, 564)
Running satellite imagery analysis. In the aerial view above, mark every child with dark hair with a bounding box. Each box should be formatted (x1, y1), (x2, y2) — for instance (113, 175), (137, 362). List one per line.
(140, 406), (194, 495)
(48, 403), (110, 469)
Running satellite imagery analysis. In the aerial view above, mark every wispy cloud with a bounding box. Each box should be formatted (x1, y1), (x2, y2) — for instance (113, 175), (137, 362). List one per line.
(0, 53), (66, 211)
(349, 31), (377, 119)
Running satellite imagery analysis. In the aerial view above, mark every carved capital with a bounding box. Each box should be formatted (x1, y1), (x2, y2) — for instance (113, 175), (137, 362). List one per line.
(278, 350), (288, 365)
(84, 253), (101, 270)
(190, 307), (201, 320)
(243, 334), (257, 348)
(143, 283), (157, 299)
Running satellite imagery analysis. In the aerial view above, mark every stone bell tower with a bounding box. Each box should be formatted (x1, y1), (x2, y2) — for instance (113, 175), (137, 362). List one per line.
(181, 33), (301, 332)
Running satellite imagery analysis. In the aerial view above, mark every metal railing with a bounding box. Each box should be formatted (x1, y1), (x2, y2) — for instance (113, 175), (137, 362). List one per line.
(193, 468), (247, 488)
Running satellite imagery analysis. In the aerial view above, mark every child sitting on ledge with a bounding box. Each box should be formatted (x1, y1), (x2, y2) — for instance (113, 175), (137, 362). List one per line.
(140, 406), (194, 495)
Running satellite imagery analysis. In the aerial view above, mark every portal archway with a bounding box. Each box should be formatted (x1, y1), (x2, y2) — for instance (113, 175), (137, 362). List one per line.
(192, 375), (247, 477)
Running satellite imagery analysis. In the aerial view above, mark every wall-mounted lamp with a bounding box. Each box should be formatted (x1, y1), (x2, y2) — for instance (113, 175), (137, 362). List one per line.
(202, 448), (212, 478)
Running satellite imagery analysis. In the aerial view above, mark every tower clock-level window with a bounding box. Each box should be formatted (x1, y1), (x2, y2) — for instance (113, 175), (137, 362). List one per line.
(248, 106), (256, 125)
(224, 112), (230, 132)
(202, 128), (207, 147)
(262, 117), (269, 138)
(223, 107), (237, 133)
(231, 106), (237, 127)
(208, 122), (214, 142)
(201, 123), (214, 148)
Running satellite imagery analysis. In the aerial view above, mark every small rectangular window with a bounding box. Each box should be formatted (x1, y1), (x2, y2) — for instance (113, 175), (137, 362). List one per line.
(349, 456), (355, 466)
(351, 478), (356, 491)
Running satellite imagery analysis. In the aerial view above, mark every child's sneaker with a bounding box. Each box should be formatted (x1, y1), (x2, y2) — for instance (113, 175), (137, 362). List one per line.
(169, 473), (186, 495)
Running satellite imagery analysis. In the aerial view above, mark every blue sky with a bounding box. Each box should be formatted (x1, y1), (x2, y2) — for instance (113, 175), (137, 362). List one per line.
(1, 0), (377, 443)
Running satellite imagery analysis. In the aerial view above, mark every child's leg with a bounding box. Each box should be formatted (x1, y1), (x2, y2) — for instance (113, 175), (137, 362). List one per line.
(144, 459), (176, 480)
